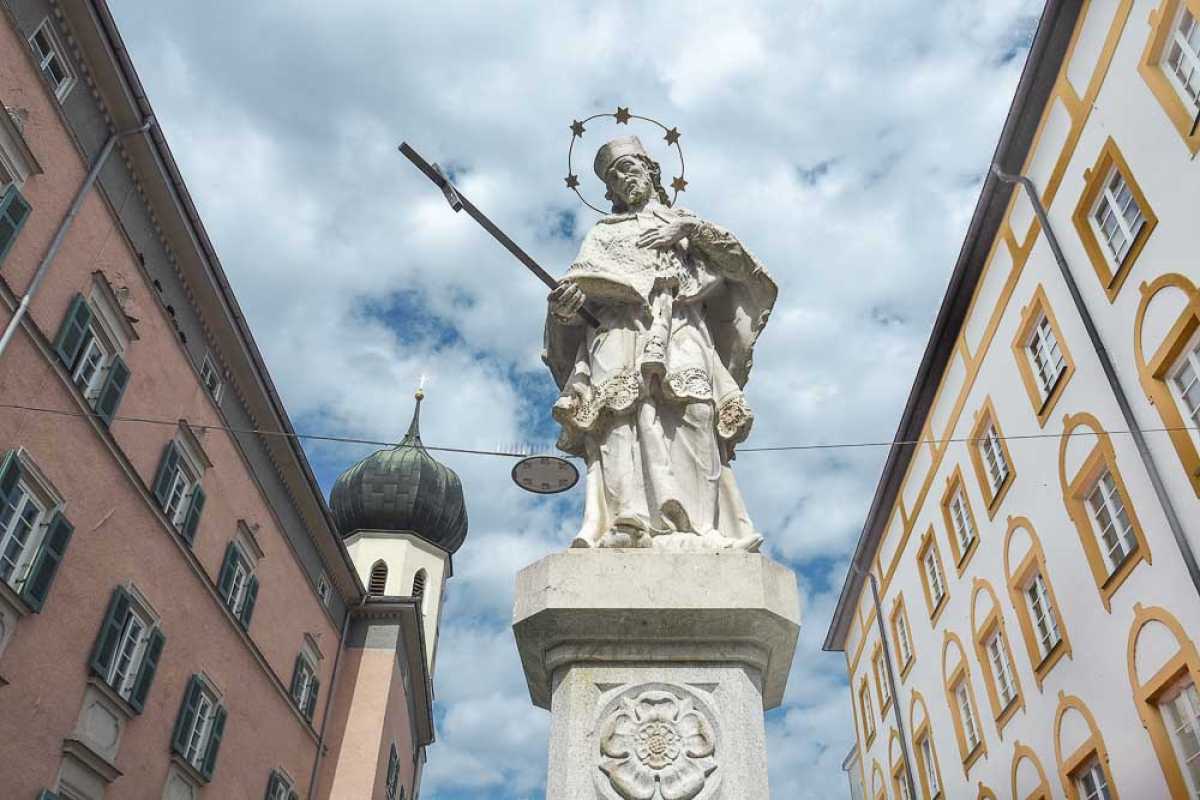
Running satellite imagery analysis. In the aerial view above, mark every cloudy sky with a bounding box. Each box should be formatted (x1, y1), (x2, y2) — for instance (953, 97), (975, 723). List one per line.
(107, 1), (1042, 796)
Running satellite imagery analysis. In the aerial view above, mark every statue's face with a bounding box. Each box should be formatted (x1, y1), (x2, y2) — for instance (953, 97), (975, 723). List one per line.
(606, 155), (653, 208)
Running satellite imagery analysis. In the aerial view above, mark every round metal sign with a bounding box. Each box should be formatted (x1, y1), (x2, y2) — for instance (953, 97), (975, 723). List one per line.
(512, 455), (579, 494)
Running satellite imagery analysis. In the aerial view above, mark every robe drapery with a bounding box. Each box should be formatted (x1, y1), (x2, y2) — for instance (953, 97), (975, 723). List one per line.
(543, 205), (776, 550)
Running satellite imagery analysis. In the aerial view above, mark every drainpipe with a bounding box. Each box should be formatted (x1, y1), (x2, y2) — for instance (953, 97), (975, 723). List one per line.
(850, 561), (918, 800)
(992, 164), (1200, 600)
(0, 116), (156, 360)
(307, 596), (361, 799)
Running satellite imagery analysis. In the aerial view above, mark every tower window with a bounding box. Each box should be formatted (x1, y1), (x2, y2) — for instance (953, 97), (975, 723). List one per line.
(412, 569), (427, 598)
(368, 560), (388, 595)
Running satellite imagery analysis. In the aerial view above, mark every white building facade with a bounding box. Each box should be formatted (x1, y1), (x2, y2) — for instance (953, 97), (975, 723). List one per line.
(825, 2), (1200, 799)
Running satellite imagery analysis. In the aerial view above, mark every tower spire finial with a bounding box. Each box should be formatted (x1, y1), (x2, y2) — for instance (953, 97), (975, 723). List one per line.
(402, 384), (425, 446)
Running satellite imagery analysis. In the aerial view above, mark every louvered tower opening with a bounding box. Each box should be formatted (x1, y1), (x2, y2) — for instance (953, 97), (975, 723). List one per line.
(412, 569), (427, 598)
(368, 560), (388, 595)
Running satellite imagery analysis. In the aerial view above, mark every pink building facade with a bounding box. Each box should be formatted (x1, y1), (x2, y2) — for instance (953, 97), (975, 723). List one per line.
(0, 2), (448, 798)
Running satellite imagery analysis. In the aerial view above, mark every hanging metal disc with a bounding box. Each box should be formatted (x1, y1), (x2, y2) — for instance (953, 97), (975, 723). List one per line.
(512, 455), (579, 494)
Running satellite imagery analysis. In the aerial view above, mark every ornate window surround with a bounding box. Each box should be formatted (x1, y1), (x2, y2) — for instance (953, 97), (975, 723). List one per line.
(891, 593), (916, 681)
(967, 398), (1017, 519)
(1139, 0), (1200, 155)
(1003, 517), (1072, 688)
(1134, 273), (1200, 498)
(1011, 741), (1052, 800)
(1058, 413), (1151, 611)
(942, 632), (988, 775)
(1010, 284), (1076, 427)
(917, 526), (950, 625)
(1070, 137), (1158, 302)
(970, 579), (1025, 736)
(941, 466), (982, 575)
(910, 691), (945, 800)
(873, 643), (892, 716)
(1053, 692), (1120, 800)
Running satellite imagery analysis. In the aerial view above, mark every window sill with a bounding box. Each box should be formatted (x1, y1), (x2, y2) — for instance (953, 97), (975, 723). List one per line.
(929, 594), (949, 627)
(85, 675), (137, 721)
(169, 752), (209, 786)
(955, 537), (980, 577)
(0, 577), (32, 621)
(961, 740), (986, 774)
(995, 693), (1024, 735)
(985, 474), (1014, 520)
(62, 737), (122, 783)
(899, 657), (914, 682)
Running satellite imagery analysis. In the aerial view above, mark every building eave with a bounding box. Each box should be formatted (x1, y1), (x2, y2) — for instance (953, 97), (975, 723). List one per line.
(69, 0), (365, 604)
(822, 0), (1081, 652)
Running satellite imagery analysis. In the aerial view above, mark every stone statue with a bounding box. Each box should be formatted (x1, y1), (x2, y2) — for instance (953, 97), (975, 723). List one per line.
(544, 135), (776, 552)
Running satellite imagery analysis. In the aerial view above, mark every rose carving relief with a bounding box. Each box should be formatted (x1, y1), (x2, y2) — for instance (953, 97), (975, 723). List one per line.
(598, 688), (718, 800)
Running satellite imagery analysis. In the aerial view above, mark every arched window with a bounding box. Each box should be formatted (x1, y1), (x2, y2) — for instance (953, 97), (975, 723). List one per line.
(412, 568), (427, 599)
(368, 560), (388, 596)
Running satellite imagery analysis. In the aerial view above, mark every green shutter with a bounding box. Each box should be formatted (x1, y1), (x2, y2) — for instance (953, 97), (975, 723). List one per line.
(53, 294), (93, 370)
(239, 575), (258, 629)
(129, 627), (165, 714)
(151, 442), (181, 508)
(265, 771), (283, 800)
(94, 356), (130, 426)
(89, 586), (131, 679)
(304, 674), (319, 723)
(171, 675), (203, 757)
(21, 511), (73, 611)
(0, 449), (20, 506)
(0, 185), (30, 265)
(289, 654), (303, 703)
(216, 543), (237, 604)
(200, 704), (226, 781)
(181, 485), (205, 544)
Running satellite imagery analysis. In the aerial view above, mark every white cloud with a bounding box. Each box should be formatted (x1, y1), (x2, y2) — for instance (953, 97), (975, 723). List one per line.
(107, 0), (1043, 795)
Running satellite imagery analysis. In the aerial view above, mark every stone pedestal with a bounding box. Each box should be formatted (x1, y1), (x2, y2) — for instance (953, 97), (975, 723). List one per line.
(513, 550), (802, 800)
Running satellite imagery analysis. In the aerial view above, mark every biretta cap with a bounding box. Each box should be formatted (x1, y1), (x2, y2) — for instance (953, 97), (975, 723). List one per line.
(593, 136), (649, 182)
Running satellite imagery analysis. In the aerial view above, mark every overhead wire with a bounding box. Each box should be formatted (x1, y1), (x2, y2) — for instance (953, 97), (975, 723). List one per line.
(2, 400), (1197, 460)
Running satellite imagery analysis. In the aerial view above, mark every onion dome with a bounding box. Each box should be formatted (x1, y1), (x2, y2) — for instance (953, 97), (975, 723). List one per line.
(330, 389), (468, 553)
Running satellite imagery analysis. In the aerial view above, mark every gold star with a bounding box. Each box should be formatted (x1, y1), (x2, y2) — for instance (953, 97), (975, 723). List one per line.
(615, 106), (631, 124)
(564, 174), (580, 189)
(570, 120), (586, 138)
(663, 127), (681, 146)
(671, 176), (688, 193)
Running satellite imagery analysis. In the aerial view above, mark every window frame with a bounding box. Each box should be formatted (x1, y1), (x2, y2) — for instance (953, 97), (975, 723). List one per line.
(859, 676), (877, 747)
(200, 353), (223, 402)
(1060, 414), (1151, 611)
(0, 449), (64, 599)
(1011, 285), (1076, 427)
(1004, 519), (1071, 688)
(971, 581), (1024, 735)
(1070, 137), (1158, 302)
(915, 726), (943, 800)
(891, 595), (916, 681)
(940, 466), (981, 574)
(944, 634), (987, 776)
(967, 399), (1016, 518)
(873, 644), (892, 715)
(1139, 0), (1200, 154)
(1054, 693), (1117, 800)
(27, 18), (75, 102)
(917, 527), (950, 624)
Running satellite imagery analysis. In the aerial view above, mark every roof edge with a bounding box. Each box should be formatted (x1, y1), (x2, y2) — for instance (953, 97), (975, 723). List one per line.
(823, 0), (1081, 652)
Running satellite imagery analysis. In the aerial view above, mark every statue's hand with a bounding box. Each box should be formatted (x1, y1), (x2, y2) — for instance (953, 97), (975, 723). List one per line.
(637, 219), (696, 250)
(549, 281), (587, 322)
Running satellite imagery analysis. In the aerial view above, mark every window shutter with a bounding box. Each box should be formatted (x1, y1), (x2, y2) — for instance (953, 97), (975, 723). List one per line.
(171, 675), (203, 757)
(239, 575), (258, 629)
(0, 449), (20, 505)
(53, 293), (93, 370)
(289, 654), (303, 702)
(21, 510), (73, 612)
(129, 627), (165, 714)
(182, 485), (205, 544)
(304, 675), (319, 722)
(152, 442), (181, 508)
(200, 704), (227, 781)
(265, 770), (282, 800)
(0, 185), (31, 264)
(217, 543), (238, 603)
(95, 356), (131, 426)
(287, 791), (299, 800)
(88, 586), (131, 679)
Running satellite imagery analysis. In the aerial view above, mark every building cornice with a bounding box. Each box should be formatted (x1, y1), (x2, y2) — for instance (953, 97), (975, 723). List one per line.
(352, 597), (436, 746)
(823, 0), (1082, 652)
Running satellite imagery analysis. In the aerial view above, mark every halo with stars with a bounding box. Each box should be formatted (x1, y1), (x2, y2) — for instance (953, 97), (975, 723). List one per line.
(565, 106), (687, 215)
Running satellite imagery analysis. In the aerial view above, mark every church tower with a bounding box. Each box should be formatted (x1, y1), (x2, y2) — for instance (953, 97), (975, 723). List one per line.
(329, 388), (469, 676)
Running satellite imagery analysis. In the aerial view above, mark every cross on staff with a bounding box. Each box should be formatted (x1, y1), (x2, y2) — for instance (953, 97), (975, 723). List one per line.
(398, 142), (600, 328)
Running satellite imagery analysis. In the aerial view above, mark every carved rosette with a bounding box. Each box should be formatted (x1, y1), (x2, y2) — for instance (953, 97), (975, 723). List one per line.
(598, 687), (718, 800)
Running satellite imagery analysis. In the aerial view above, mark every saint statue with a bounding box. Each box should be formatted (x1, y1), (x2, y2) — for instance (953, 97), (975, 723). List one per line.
(544, 136), (776, 551)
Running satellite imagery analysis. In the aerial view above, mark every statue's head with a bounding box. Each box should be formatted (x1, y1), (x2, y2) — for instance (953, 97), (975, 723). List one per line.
(594, 136), (671, 213)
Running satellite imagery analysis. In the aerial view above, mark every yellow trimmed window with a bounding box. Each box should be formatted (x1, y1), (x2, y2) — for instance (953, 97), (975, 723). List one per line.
(1071, 138), (1157, 301)
(941, 468), (981, 573)
(974, 601), (1023, 733)
(860, 677), (876, 745)
(893, 759), (912, 800)
(952, 675), (984, 767)
(1070, 757), (1113, 800)
(917, 528), (949, 623)
(915, 729), (943, 800)
(873, 646), (892, 713)
(1007, 534), (1071, 687)
(1012, 285), (1075, 426)
(1160, 677), (1200, 794)
(1139, 0), (1200, 154)
(892, 597), (915, 679)
(968, 400), (1016, 518)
